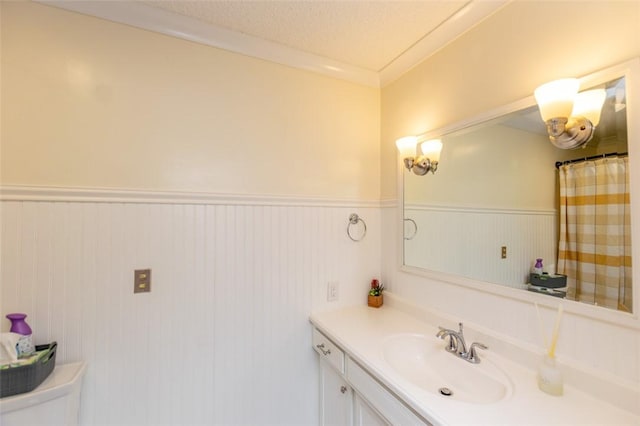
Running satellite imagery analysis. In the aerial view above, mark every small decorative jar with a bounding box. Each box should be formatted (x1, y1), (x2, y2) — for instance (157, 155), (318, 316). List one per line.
(367, 294), (383, 308)
(367, 279), (384, 308)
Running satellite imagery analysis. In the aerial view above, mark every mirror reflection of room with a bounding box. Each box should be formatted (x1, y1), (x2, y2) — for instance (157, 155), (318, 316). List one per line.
(402, 76), (631, 313)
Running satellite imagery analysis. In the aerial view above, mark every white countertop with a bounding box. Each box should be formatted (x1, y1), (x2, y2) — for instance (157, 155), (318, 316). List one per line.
(310, 304), (639, 426)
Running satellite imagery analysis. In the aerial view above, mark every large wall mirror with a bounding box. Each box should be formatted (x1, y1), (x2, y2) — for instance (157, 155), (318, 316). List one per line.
(401, 59), (639, 316)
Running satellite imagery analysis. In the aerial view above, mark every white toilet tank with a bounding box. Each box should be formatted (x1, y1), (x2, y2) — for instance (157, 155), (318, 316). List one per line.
(0, 362), (86, 426)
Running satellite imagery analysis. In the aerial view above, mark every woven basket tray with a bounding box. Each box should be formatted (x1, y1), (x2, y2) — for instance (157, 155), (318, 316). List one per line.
(0, 342), (57, 398)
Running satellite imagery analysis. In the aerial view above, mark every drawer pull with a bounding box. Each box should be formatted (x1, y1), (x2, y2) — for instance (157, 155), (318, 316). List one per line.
(340, 386), (347, 394)
(316, 343), (331, 356)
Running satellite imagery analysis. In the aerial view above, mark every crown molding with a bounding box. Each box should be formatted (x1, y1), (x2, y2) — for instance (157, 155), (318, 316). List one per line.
(38, 0), (508, 88)
(37, 0), (379, 87)
(379, 1), (509, 86)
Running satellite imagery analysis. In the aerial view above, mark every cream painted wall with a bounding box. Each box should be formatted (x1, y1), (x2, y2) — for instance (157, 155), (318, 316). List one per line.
(381, 0), (640, 397)
(2, 0), (640, 421)
(0, 3), (382, 425)
(1, 2), (380, 200)
(404, 125), (557, 210)
(381, 0), (640, 199)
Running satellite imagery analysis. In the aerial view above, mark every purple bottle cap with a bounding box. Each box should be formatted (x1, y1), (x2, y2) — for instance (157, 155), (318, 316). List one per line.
(6, 313), (33, 335)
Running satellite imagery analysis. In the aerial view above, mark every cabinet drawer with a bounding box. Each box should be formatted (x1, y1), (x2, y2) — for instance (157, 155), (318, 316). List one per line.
(312, 328), (345, 374)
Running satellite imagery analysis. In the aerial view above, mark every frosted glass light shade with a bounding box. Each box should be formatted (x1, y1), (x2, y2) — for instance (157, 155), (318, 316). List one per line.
(420, 139), (443, 162)
(395, 136), (418, 158)
(534, 78), (580, 121)
(571, 89), (606, 126)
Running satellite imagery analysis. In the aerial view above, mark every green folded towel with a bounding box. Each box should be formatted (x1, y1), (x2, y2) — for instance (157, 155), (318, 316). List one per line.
(0, 348), (49, 370)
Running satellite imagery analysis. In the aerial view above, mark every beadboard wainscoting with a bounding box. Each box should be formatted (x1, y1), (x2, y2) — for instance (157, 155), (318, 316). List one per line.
(404, 205), (557, 288)
(0, 191), (381, 425)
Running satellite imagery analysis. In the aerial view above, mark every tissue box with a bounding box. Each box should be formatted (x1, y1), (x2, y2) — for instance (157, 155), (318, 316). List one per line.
(530, 273), (567, 289)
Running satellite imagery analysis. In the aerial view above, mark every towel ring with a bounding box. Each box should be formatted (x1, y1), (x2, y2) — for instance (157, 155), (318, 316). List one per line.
(347, 213), (367, 242)
(404, 218), (418, 240)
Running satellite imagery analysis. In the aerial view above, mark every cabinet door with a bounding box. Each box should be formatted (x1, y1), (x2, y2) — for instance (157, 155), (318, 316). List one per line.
(353, 392), (390, 426)
(319, 359), (351, 426)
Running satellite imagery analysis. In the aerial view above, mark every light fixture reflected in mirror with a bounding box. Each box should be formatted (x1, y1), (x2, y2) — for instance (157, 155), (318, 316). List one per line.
(396, 137), (442, 175)
(534, 78), (606, 149)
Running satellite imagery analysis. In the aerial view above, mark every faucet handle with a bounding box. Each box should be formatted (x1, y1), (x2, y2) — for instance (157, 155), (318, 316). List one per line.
(437, 327), (458, 353)
(467, 342), (488, 364)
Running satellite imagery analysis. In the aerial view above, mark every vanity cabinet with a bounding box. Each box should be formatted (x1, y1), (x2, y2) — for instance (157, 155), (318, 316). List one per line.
(347, 358), (428, 425)
(319, 358), (352, 426)
(312, 327), (428, 426)
(313, 328), (352, 425)
(353, 392), (389, 426)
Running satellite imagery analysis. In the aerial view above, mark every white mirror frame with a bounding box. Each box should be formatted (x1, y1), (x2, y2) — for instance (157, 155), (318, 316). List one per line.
(397, 58), (640, 329)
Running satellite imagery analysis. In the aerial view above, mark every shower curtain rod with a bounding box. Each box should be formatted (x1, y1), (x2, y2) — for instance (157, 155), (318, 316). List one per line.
(555, 152), (628, 169)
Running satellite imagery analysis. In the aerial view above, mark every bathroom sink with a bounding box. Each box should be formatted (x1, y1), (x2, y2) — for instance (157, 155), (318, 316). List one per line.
(382, 333), (512, 404)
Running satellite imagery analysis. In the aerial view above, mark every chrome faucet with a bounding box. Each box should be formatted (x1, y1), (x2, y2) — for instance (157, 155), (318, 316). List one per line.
(436, 322), (467, 355)
(436, 322), (487, 364)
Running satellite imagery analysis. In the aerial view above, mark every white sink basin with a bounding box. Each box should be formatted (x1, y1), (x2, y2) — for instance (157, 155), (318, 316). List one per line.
(382, 333), (513, 404)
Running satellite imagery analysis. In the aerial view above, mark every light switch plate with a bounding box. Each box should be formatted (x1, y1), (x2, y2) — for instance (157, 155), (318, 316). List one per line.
(134, 269), (151, 293)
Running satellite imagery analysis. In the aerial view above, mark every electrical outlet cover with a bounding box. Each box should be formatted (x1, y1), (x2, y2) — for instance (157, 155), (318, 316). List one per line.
(327, 281), (339, 302)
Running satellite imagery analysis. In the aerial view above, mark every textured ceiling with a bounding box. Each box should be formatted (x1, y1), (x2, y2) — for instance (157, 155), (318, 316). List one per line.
(142, 0), (468, 72)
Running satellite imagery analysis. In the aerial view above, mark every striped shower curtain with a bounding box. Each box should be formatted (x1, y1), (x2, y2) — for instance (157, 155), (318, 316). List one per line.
(557, 156), (632, 312)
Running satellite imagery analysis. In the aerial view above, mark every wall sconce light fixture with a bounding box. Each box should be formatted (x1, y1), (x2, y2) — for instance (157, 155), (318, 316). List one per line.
(396, 136), (442, 175)
(534, 78), (606, 149)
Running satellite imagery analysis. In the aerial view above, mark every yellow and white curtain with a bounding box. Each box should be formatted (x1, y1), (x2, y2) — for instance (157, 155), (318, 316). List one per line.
(557, 156), (632, 312)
